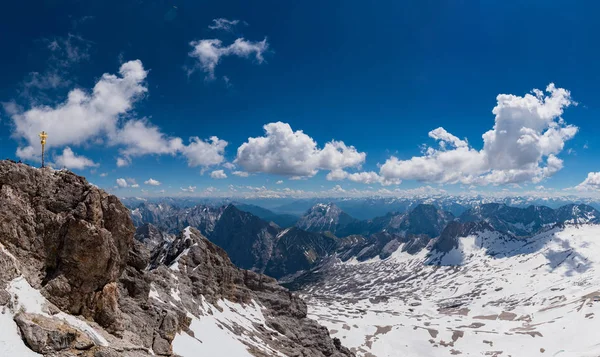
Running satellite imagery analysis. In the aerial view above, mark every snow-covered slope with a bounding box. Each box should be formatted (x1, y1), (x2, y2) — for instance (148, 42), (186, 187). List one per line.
(300, 225), (600, 357)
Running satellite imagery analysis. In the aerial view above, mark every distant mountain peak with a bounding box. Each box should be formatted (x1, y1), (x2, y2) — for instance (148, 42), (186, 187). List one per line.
(296, 203), (356, 234)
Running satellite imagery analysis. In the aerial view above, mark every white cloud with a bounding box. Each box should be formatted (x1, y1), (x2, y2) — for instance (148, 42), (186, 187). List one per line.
(16, 146), (38, 161)
(210, 170), (227, 179)
(222, 162), (236, 170)
(144, 178), (161, 186)
(232, 171), (249, 177)
(54, 147), (98, 169)
(8, 60), (227, 170)
(188, 37), (269, 80)
(181, 186), (197, 193)
(326, 169), (401, 186)
(575, 172), (600, 191)
(116, 157), (130, 167)
(181, 136), (228, 167)
(428, 127), (468, 149)
(12, 60), (148, 155)
(99, 172), (108, 177)
(130, 184), (139, 188)
(113, 119), (183, 158)
(276, 180), (283, 184)
(379, 84), (577, 186)
(116, 178), (128, 188)
(208, 18), (241, 32)
(235, 122), (366, 178)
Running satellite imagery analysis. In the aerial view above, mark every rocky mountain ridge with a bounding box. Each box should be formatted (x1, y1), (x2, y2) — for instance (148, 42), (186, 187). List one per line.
(0, 160), (353, 357)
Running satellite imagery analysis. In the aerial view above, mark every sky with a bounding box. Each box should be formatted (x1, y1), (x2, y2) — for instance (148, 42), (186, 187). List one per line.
(1, 0), (600, 198)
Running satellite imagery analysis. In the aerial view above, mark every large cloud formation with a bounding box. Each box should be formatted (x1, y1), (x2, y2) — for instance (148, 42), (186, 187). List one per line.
(9, 60), (226, 170)
(235, 122), (366, 178)
(379, 84), (577, 185)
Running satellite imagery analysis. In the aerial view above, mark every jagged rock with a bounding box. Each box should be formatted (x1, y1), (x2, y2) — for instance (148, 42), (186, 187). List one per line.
(0, 161), (353, 357)
(0, 161), (134, 328)
(143, 227), (354, 357)
(134, 223), (174, 251)
(14, 312), (95, 353)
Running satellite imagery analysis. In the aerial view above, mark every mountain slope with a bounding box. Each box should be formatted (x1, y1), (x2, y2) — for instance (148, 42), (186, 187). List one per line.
(265, 227), (338, 279)
(130, 202), (224, 235)
(234, 203), (299, 228)
(296, 224), (600, 357)
(459, 203), (600, 236)
(209, 204), (280, 272)
(0, 160), (353, 357)
(295, 203), (358, 234)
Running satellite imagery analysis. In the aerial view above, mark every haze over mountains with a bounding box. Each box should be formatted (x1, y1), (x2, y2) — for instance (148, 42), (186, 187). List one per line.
(128, 197), (600, 280)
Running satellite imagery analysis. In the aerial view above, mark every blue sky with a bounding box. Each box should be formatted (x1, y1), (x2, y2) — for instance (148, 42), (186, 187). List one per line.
(1, 0), (600, 198)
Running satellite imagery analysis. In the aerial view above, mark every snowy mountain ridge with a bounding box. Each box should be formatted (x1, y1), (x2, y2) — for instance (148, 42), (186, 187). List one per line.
(295, 224), (600, 356)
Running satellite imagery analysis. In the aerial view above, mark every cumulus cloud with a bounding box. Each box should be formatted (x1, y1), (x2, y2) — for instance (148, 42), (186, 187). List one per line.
(116, 178), (128, 188)
(575, 172), (600, 191)
(54, 147), (98, 169)
(276, 180), (283, 184)
(144, 178), (161, 186)
(181, 186), (197, 193)
(113, 119), (183, 158)
(379, 84), (577, 186)
(326, 169), (401, 186)
(11, 60), (148, 157)
(116, 157), (130, 167)
(208, 18), (241, 32)
(188, 37), (268, 80)
(232, 171), (249, 177)
(8, 60), (227, 170)
(235, 122), (366, 178)
(181, 136), (228, 167)
(210, 170), (227, 179)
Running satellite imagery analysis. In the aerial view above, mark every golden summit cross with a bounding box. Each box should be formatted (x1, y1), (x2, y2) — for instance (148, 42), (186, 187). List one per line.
(39, 131), (48, 168)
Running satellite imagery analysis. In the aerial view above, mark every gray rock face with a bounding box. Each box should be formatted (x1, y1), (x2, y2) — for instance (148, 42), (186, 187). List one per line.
(0, 161), (134, 331)
(143, 227), (354, 357)
(14, 312), (95, 354)
(459, 203), (600, 236)
(130, 202), (225, 235)
(134, 223), (174, 251)
(295, 203), (358, 234)
(0, 160), (353, 357)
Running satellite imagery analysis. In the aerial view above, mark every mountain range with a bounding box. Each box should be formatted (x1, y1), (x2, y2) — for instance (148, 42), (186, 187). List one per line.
(132, 199), (600, 283)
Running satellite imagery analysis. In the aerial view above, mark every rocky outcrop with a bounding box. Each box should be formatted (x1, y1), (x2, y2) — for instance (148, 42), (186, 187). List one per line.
(141, 227), (353, 357)
(14, 312), (95, 354)
(0, 160), (353, 357)
(431, 221), (494, 253)
(134, 223), (174, 251)
(0, 161), (134, 333)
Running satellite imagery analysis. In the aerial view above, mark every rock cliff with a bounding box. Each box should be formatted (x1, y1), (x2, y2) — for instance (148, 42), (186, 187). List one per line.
(0, 160), (353, 357)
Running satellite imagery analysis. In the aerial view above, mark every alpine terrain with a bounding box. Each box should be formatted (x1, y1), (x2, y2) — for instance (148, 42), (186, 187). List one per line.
(0, 160), (353, 357)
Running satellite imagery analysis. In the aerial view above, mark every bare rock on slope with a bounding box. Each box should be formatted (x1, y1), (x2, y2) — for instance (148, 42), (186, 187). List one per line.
(0, 160), (353, 357)
(0, 162), (134, 332)
(14, 312), (95, 354)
